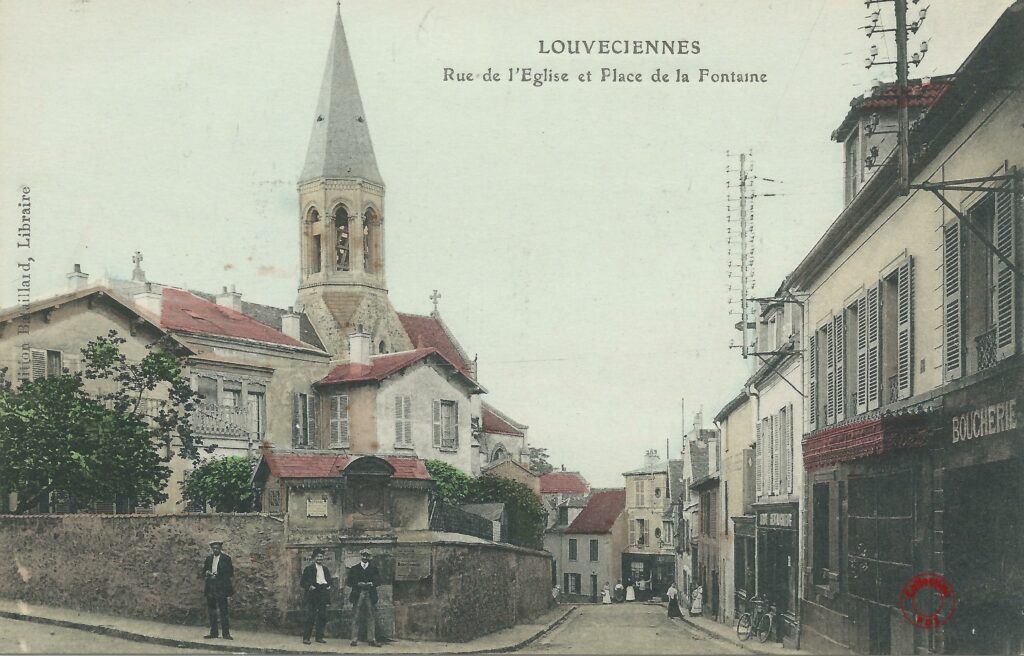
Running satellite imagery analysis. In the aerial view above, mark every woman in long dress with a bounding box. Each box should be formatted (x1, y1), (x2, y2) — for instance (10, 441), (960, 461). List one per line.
(666, 583), (683, 618)
(601, 583), (612, 604)
(689, 585), (703, 616)
(625, 581), (636, 602)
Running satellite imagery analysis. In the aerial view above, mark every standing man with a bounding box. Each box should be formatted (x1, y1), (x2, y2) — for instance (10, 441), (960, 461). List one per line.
(301, 548), (333, 645)
(346, 548), (381, 648)
(201, 539), (234, 640)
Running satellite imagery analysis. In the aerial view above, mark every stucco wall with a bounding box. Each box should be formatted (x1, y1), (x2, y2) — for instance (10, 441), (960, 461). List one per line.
(393, 542), (553, 642)
(0, 514), (292, 628)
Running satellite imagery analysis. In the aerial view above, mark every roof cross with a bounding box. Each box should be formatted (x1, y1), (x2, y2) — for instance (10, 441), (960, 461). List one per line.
(430, 289), (442, 313)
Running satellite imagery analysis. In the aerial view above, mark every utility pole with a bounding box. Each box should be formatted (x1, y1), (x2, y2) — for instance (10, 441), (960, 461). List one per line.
(895, 0), (910, 195)
(738, 153), (751, 357)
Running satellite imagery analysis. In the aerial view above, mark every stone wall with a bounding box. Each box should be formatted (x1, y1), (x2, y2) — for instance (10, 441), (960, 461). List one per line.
(0, 514), (292, 629)
(394, 541), (553, 642)
(428, 500), (494, 542)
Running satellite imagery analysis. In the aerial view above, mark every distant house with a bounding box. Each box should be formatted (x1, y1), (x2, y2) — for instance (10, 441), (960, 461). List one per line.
(481, 458), (540, 495)
(460, 502), (507, 542)
(539, 471), (590, 528)
(546, 489), (626, 602)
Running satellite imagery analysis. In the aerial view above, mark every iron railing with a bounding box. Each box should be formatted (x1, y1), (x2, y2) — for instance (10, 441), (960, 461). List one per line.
(975, 328), (998, 371)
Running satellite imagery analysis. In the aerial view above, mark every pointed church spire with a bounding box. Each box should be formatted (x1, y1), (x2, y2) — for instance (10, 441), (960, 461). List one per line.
(300, 8), (382, 185)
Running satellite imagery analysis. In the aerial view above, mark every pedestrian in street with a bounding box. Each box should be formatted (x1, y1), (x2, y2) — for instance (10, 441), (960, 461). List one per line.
(625, 580), (636, 602)
(201, 539), (233, 640)
(301, 548), (333, 645)
(666, 582), (683, 619)
(614, 580), (624, 603)
(601, 583), (612, 605)
(552, 585), (560, 604)
(346, 548), (381, 648)
(689, 585), (704, 617)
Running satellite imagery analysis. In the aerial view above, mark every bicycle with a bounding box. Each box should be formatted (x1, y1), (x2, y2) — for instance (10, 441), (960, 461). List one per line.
(736, 595), (775, 643)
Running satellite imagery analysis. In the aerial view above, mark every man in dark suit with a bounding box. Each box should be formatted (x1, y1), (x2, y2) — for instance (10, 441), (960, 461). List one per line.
(346, 548), (381, 647)
(201, 539), (234, 640)
(300, 548), (333, 645)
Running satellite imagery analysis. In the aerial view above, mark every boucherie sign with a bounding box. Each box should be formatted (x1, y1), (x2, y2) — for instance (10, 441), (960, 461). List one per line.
(951, 398), (1018, 444)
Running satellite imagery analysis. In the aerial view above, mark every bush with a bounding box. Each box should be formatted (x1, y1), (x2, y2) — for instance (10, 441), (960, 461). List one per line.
(183, 456), (256, 512)
(425, 459), (472, 502)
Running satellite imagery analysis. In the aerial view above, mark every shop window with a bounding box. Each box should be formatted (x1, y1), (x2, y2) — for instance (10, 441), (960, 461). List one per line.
(568, 538), (578, 561)
(847, 473), (914, 604)
(812, 483), (831, 584)
(590, 539), (599, 561)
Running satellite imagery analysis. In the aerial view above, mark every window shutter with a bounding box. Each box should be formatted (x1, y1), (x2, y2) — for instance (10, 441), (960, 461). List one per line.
(855, 295), (869, 414)
(292, 393), (302, 447)
(452, 401), (460, 449)
(629, 518), (636, 546)
(30, 349), (46, 381)
(994, 185), (1016, 359)
(403, 397), (412, 444)
(432, 400), (442, 447)
(771, 414), (780, 495)
(307, 395), (319, 447)
(808, 333), (817, 428)
(833, 313), (845, 421)
(755, 421), (763, 496)
(866, 284), (881, 410)
(942, 222), (963, 380)
(825, 322), (835, 424)
(330, 394), (349, 447)
(394, 396), (411, 446)
(787, 404), (795, 494)
(896, 258), (914, 399)
(779, 409), (788, 495)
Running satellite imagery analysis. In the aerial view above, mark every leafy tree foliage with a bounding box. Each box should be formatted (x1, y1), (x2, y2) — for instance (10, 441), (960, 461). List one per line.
(0, 331), (204, 514)
(183, 456), (256, 512)
(425, 459), (472, 502)
(528, 446), (554, 475)
(425, 459), (547, 550)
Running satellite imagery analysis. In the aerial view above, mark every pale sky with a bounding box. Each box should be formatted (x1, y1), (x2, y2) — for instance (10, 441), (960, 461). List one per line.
(0, 0), (1013, 487)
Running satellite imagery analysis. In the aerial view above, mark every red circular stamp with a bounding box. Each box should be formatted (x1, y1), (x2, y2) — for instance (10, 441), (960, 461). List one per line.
(900, 572), (956, 629)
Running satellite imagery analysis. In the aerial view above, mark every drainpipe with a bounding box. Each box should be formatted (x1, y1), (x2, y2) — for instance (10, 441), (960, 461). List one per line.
(747, 385), (761, 599)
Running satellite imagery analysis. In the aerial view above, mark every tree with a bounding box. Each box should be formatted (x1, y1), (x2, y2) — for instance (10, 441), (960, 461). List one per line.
(424, 459), (472, 502)
(0, 331), (204, 514)
(183, 456), (256, 512)
(528, 446), (554, 475)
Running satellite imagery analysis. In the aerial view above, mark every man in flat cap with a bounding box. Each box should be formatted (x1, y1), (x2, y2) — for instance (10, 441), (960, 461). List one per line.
(346, 548), (382, 647)
(300, 548), (333, 645)
(201, 539), (234, 640)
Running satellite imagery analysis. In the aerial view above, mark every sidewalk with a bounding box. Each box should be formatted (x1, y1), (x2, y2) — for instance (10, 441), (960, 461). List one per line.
(0, 599), (576, 654)
(651, 602), (807, 655)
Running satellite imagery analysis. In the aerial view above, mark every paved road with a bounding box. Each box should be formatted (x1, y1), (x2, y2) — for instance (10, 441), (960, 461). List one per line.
(0, 617), (206, 654)
(519, 603), (745, 654)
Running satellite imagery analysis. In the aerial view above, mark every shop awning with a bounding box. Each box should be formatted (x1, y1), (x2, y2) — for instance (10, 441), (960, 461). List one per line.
(803, 412), (931, 471)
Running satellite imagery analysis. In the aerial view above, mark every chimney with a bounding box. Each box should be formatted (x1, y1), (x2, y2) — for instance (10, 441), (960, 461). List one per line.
(348, 328), (372, 366)
(281, 306), (302, 341)
(133, 282), (162, 321)
(66, 263), (89, 291)
(644, 449), (659, 469)
(216, 284), (242, 312)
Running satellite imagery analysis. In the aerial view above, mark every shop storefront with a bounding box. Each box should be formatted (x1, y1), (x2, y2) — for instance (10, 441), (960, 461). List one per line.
(933, 366), (1023, 655)
(733, 516), (756, 617)
(755, 502), (799, 647)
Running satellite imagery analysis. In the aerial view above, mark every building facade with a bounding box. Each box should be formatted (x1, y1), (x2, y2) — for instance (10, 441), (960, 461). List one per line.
(622, 450), (678, 598)
(789, 7), (1023, 654)
(546, 489), (627, 602)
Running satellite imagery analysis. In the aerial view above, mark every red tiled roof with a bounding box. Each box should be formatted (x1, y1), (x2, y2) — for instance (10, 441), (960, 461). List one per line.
(482, 404), (525, 436)
(261, 452), (431, 481)
(317, 348), (481, 391)
(397, 313), (472, 374)
(567, 489), (625, 534)
(540, 472), (590, 495)
(857, 81), (951, 111)
(160, 287), (309, 349)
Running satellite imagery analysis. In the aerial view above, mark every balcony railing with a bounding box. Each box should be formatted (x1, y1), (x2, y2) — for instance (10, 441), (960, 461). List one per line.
(975, 328), (998, 371)
(888, 375), (899, 405)
(192, 402), (251, 438)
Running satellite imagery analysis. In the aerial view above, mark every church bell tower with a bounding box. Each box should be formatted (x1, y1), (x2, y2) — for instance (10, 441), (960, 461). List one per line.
(296, 7), (411, 360)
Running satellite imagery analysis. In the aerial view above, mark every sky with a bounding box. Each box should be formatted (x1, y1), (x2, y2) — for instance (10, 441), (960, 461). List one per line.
(0, 0), (1013, 487)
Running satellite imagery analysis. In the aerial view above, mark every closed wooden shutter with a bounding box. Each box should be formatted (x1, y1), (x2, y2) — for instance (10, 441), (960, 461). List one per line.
(825, 322), (835, 424)
(942, 222), (963, 380)
(330, 394), (349, 447)
(833, 313), (846, 421)
(394, 396), (412, 445)
(755, 421), (763, 496)
(779, 408), (789, 495)
(787, 404), (795, 494)
(855, 295), (869, 414)
(771, 414), (779, 495)
(866, 284), (881, 410)
(307, 395), (319, 447)
(808, 333), (817, 428)
(452, 401), (460, 449)
(994, 185), (1016, 359)
(629, 517), (636, 545)
(292, 393), (302, 447)
(432, 400), (442, 447)
(896, 258), (914, 399)
(30, 349), (46, 381)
